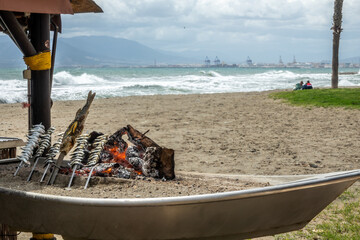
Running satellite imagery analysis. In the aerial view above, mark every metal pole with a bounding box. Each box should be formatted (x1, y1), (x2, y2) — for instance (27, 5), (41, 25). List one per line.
(0, 11), (36, 56)
(29, 13), (51, 130)
(50, 19), (59, 90)
(27, 76), (32, 128)
(0, 11), (37, 131)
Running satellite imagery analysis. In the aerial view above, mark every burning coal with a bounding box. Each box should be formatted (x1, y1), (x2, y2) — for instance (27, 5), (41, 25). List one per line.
(61, 125), (175, 182)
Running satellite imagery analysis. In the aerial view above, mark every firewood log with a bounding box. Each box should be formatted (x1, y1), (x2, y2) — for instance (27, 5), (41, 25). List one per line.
(127, 125), (175, 180)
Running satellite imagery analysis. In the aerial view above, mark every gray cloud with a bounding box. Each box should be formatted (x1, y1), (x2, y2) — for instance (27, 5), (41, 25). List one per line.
(60, 0), (360, 63)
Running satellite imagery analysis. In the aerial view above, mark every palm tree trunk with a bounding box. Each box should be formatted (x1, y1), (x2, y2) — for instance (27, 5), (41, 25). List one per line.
(331, 0), (344, 89)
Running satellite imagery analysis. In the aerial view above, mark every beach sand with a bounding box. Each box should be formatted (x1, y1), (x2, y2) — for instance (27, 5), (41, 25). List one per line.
(1, 90), (360, 239)
(2, 90), (360, 175)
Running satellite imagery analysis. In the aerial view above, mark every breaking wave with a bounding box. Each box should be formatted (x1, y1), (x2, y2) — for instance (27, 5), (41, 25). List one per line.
(53, 71), (106, 86)
(200, 70), (223, 77)
(0, 67), (359, 103)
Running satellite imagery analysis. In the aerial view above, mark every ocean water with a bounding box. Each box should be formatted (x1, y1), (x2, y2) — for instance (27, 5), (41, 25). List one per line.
(0, 67), (359, 103)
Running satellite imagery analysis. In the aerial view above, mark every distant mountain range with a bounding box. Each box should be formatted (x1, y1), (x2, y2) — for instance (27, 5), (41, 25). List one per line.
(0, 35), (359, 67)
(0, 35), (194, 67)
(0, 37), (25, 67)
(341, 56), (360, 64)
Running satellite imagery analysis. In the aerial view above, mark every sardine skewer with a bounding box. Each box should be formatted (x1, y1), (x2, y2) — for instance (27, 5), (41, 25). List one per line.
(48, 91), (95, 185)
(46, 152), (65, 185)
(83, 135), (107, 189)
(85, 135), (107, 167)
(40, 133), (63, 183)
(14, 124), (45, 176)
(27, 127), (56, 182)
(66, 134), (88, 189)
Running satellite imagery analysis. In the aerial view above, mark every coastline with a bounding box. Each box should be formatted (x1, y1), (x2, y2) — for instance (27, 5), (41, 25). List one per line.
(1, 90), (359, 176)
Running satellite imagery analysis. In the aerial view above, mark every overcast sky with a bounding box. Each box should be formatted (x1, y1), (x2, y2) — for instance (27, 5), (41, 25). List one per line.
(5, 0), (360, 64)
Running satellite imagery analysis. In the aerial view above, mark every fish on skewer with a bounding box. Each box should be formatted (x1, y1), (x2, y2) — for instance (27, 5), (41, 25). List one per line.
(14, 124), (45, 176)
(27, 127), (56, 181)
(41, 133), (63, 183)
(86, 135), (107, 167)
(33, 127), (56, 158)
(48, 91), (96, 185)
(84, 134), (107, 189)
(67, 134), (89, 188)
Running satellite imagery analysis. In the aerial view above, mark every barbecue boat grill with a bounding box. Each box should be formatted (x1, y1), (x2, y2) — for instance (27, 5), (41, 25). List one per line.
(0, 170), (359, 240)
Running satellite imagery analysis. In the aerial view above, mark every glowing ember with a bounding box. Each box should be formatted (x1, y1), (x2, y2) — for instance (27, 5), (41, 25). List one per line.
(101, 167), (113, 175)
(105, 146), (134, 169)
(61, 125), (175, 181)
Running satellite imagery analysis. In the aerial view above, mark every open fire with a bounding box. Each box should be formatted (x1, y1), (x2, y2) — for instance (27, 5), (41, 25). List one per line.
(15, 91), (175, 188)
(15, 124), (175, 189)
(58, 125), (175, 183)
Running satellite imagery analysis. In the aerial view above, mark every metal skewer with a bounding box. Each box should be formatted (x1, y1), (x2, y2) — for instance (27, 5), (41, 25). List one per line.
(40, 132), (63, 183)
(14, 161), (23, 176)
(48, 91), (96, 185)
(40, 163), (51, 183)
(47, 152), (65, 185)
(27, 157), (38, 182)
(27, 127), (55, 182)
(66, 134), (89, 188)
(14, 124), (45, 176)
(83, 134), (107, 189)
(67, 164), (78, 189)
(84, 165), (97, 189)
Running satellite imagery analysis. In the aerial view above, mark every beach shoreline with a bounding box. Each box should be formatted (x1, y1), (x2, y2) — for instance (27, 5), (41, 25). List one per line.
(1, 90), (359, 176)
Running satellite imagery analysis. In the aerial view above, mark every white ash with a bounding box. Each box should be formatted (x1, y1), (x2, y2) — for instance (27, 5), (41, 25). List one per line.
(127, 157), (143, 171)
(126, 145), (141, 158)
(92, 163), (115, 174)
(126, 146), (143, 171)
(116, 167), (132, 179)
(141, 147), (159, 178)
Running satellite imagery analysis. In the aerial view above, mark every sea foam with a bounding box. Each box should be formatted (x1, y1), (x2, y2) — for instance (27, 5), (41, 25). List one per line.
(53, 71), (105, 86)
(0, 67), (359, 103)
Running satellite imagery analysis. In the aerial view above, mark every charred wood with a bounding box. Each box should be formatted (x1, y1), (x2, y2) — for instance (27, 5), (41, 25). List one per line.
(126, 125), (175, 180)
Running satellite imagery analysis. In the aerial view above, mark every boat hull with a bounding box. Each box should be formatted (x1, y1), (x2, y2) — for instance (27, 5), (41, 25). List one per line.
(0, 170), (359, 240)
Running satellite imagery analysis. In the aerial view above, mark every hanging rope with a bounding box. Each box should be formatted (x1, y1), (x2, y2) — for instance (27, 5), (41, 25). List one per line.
(23, 51), (51, 71)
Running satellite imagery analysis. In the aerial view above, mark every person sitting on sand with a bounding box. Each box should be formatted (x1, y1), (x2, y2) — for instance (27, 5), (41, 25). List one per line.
(302, 80), (313, 90)
(293, 81), (303, 91)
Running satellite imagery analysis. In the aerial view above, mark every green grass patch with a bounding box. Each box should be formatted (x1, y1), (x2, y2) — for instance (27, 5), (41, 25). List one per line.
(270, 88), (360, 109)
